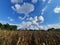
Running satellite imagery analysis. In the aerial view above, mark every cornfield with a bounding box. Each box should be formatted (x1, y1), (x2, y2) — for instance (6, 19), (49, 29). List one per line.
(0, 30), (60, 45)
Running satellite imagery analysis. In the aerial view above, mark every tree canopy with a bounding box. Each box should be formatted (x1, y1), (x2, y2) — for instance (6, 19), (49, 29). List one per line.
(0, 23), (17, 30)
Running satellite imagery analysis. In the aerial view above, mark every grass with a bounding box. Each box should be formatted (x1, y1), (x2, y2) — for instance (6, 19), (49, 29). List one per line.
(0, 30), (60, 45)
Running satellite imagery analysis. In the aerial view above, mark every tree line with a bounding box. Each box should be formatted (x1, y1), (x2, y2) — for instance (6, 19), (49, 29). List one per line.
(0, 23), (60, 31)
(0, 23), (17, 30)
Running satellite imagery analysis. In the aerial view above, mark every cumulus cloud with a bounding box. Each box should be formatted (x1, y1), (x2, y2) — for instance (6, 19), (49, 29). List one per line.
(54, 6), (60, 13)
(11, 0), (23, 3)
(18, 16), (44, 29)
(37, 16), (44, 23)
(27, 16), (44, 23)
(11, 3), (34, 16)
(18, 21), (39, 30)
(18, 21), (32, 29)
(17, 21), (44, 30)
(11, 22), (60, 30)
(11, 0), (44, 30)
(34, 16), (38, 21)
(19, 21), (27, 28)
(32, 0), (38, 3)
(30, 16), (44, 29)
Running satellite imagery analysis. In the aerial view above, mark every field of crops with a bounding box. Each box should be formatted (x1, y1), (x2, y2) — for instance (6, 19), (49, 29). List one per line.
(0, 30), (60, 45)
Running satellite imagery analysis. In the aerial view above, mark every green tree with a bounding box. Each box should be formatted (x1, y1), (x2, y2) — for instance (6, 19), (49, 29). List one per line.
(2, 23), (9, 30)
(0, 23), (2, 29)
(48, 28), (55, 31)
(1, 25), (4, 30)
(0, 23), (17, 30)
(0, 23), (2, 28)
(9, 25), (17, 30)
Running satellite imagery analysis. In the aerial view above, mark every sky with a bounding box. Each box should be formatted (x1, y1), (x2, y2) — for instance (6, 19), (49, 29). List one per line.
(0, 0), (60, 30)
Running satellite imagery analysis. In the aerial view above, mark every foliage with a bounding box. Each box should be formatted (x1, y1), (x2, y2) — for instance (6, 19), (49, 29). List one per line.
(48, 28), (60, 31)
(0, 23), (17, 30)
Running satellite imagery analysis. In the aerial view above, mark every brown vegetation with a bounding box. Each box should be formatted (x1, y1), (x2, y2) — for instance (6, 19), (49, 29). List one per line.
(0, 30), (60, 45)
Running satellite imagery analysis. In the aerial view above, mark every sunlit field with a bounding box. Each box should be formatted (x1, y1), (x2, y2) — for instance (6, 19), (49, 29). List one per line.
(0, 30), (60, 45)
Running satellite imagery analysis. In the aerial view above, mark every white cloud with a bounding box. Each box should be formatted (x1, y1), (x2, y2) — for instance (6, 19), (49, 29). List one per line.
(54, 6), (60, 13)
(0, 21), (8, 24)
(37, 16), (44, 23)
(11, 0), (38, 4)
(18, 16), (44, 29)
(10, 19), (14, 21)
(32, 20), (38, 25)
(32, 0), (38, 3)
(18, 21), (32, 29)
(41, 6), (48, 15)
(27, 16), (44, 23)
(8, 17), (14, 21)
(11, 0), (23, 3)
(42, 0), (52, 4)
(19, 21), (26, 27)
(41, 0), (52, 15)
(42, 6), (47, 12)
(38, 23), (60, 30)
(46, 23), (60, 29)
(11, 3), (34, 16)
(18, 19), (60, 30)
(19, 16), (26, 20)
(34, 16), (38, 21)
(18, 21), (39, 30)
(17, 20), (45, 30)
(42, 0), (46, 2)
(48, 0), (52, 4)
(26, 17), (33, 20)
(9, 23), (18, 26)
(11, 6), (16, 11)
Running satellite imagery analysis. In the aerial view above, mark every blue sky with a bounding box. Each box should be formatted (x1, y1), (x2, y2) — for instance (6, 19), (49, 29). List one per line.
(0, 0), (60, 30)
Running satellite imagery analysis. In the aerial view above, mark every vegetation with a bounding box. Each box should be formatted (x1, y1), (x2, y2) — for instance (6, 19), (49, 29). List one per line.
(0, 23), (60, 45)
(0, 23), (17, 30)
(0, 30), (59, 45)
